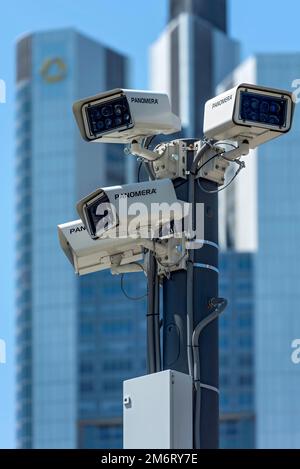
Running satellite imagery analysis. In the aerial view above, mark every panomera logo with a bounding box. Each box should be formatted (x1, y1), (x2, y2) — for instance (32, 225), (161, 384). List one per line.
(0, 339), (6, 364)
(0, 79), (6, 104)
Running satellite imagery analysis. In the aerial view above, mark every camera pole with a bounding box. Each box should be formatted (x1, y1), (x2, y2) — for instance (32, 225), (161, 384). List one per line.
(162, 139), (220, 449)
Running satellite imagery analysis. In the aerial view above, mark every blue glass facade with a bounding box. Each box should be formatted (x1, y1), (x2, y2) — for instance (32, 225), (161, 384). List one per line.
(16, 72), (33, 448)
(219, 53), (300, 448)
(219, 252), (255, 449)
(16, 28), (146, 449)
(254, 54), (300, 448)
(150, 0), (239, 137)
(77, 271), (146, 448)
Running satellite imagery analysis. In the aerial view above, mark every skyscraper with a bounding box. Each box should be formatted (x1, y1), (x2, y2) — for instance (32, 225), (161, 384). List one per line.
(219, 252), (255, 449)
(218, 53), (300, 448)
(150, 0), (239, 136)
(16, 28), (146, 449)
(150, 0), (252, 449)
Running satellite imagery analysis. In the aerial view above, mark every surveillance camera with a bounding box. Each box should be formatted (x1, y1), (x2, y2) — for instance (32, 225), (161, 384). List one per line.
(58, 220), (144, 276)
(76, 179), (185, 240)
(73, 88), (181, 144)
(203, 83), (294, 149)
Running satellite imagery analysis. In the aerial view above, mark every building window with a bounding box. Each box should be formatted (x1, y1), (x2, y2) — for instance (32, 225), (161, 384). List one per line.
(80, 361), (94, 374)
(239, 374), (253, 386)
(80, 381), (94, 393)
(102, 359), (132, 372)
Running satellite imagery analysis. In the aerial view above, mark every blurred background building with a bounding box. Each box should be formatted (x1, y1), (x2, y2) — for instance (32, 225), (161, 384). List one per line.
(150, 0), (239, 136)
(219, 53), (300, 448)
(15, 29), (146, 449)
(219, 252), (255, 448)
(150, 0), (256, 449)
(13, 0), (300, 451)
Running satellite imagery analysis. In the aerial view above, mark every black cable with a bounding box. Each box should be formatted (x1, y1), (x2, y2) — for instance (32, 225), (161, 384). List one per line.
(144, 135), (156, 149)
(137, 161), (143, 182)
(147, 252), (157, 374)
(154, 266), (161, 372)
(186, 141), (211, 377)
(120, 263), (148, 301)
(197, 159), (246, 194)
(192, 298), (227, 449)
(195, 150), (223, 176)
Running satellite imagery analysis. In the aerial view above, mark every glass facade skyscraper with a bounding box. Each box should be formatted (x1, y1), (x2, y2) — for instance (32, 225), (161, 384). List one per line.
(218, 53), (300, 448)
(150, 0), (256, 449)
(16, 28), (146, 449)
(150, 0), (239, 136)
(219, 252), (255, 449)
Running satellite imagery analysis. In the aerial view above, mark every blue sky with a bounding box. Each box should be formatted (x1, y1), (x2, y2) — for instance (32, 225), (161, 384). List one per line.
(1, 0), (300, 449)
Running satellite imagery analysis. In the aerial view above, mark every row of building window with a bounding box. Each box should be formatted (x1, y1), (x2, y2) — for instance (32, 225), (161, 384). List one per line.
(220, 374), (253, 387)
(80, 359), (133, 375)
(80, 379), (124, 394)
(79, 320), (135, 338)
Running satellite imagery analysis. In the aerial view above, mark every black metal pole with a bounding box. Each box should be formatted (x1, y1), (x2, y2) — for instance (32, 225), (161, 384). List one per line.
(162, 140), (219, 449)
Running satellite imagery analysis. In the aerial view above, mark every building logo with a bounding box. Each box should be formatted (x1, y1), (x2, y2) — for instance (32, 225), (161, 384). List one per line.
(0, 339), (6, 364)
(0, 79), (6, 103)
(40, 58), (67, 83)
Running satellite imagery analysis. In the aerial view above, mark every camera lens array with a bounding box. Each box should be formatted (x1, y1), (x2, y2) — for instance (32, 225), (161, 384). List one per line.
(87, 95), (132, 136)
(240, 91), (287, 127)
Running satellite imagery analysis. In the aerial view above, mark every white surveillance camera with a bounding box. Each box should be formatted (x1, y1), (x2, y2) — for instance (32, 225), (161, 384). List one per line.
(58, 220), (144, 276)
(76, 179), (185, 240)
(203, 83), (294, 149)
(73, 88), (181, 144)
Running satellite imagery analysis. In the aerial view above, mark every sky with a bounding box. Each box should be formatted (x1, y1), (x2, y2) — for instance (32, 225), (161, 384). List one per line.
(1, 0), (300, 449)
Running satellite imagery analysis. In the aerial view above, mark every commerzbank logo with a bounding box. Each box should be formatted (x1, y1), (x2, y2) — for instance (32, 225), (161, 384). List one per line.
(40, 57), (67, 83)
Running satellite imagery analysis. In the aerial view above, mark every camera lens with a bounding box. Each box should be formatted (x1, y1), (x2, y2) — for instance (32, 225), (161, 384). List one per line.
(268, 115), (280, 125)
(91, 109), (101, 119)
(115, 117), (122, 126)
(102, 105), (113, 117)
(270, 102), (281, 114)
(251, 99), (259, 110)
(260, 101), (269, 113)
(123, 113), (130, 123)
(96, 121), (104, 130)
(105, 118), (112, 128)
(259, 113), (268, 123)
(114, 105), (123, 116)
(240, 91), (287, 127)
(249, 112), (258, 121)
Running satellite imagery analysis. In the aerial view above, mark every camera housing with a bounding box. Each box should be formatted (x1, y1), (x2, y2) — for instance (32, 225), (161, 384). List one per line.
(58, 220), (144, 276)
(203, 83), (294, 149)
(73, 89), (181, 144)
(76, 179), (185, 240)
